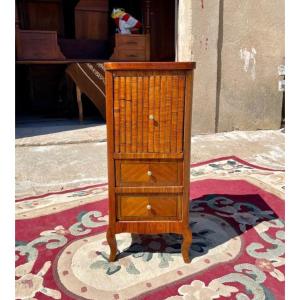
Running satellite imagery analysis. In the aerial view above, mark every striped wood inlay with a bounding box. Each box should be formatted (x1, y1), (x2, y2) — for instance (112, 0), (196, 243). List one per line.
(114, 77), (120, 152)
(119, 77), (126, 152)
(113, 74), (185, 154)
(125, 77), (132, 153)
(137, 77), (144, 152)
(131, 77), (138, 153)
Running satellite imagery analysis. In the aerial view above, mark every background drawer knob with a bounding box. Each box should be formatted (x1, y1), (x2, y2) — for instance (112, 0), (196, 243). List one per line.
(149, 114), (154, 120)
(147, 170), (152, 176)
(146, 204), (152, 210)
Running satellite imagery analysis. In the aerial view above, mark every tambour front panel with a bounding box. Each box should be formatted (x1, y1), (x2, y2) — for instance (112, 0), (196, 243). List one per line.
(112, 73), (186, 154)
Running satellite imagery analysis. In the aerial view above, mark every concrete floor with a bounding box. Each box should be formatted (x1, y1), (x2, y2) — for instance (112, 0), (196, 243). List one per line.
(15, 119), (285, 198)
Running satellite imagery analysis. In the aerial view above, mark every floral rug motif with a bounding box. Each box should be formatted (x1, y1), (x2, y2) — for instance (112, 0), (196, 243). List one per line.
(15, 157), (284, 300)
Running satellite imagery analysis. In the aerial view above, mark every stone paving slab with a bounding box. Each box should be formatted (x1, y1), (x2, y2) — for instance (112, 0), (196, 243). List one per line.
(190, 130), (285, 170)
(16, 121), (106, 146)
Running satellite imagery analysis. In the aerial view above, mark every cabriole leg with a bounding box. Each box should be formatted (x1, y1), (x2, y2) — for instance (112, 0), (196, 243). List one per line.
(181, 228), (192, 263)
(106, 228), (117, 262)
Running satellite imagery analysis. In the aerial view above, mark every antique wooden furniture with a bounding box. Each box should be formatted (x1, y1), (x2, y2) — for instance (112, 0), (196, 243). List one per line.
(17, 0), (64, 36)
(16, 30), (65, 60)
(110, 34), (150, 62)
(105, 62), (196, 263)
(144, 0), (175, 61)
(66, 63), (106, 121)
(16, 0), (109, 61)
(110, 0), (151, 62)
(75, 0), (109, 40)
(15, 5), (65, 60)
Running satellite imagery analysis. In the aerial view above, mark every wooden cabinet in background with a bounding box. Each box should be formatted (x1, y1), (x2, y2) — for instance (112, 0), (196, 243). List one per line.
(18, 0), (64, 36)
(142, 0), (175, 61)
(104, 62), (196, 263)
(16, 30), (65, 60)
(75, 0), (109, 40)
(15, 5), (65, 60)
(110, 33), (150, 61)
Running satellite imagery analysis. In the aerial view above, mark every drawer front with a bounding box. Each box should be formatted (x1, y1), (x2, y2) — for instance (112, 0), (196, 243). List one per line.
(114, 49), (146, 61)
(113, 74), (186, 154)
(116, 34), (146, 49)
(117, 194), (181, 220)
(116, 161), (182, 186)
(116, 35), (146, 49)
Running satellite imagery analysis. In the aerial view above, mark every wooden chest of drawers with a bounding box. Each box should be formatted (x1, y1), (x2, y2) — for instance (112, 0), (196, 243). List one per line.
(104, 62), (195, 263)
(110, 34), (150, 61)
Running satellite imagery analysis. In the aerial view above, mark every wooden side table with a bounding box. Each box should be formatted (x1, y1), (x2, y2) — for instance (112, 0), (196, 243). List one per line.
(104, 62), (196, 263)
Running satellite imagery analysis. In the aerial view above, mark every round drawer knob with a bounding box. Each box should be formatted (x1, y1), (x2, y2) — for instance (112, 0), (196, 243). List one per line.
(149, 114), (154, 120)
(146, 204), (152, 210)
(147, 170), (152, 176)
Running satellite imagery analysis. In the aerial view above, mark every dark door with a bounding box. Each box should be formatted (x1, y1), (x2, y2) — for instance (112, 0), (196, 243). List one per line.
(143, 0), (175, 61)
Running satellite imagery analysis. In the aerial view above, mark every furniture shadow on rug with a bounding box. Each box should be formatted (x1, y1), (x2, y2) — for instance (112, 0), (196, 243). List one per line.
(116, 193), (280, 261)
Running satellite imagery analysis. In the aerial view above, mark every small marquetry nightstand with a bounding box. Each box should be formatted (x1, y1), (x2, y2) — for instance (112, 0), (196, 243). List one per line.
(104, 62), (196, 263)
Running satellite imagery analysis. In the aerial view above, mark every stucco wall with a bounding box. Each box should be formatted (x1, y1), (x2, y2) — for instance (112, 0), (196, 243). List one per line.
(177, 0), (285, 134)
(178, 0), (220, 134)
(217, 0), (285, 132)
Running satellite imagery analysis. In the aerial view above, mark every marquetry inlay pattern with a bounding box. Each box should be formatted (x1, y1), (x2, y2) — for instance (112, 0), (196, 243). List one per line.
(104, 62), (196, 263)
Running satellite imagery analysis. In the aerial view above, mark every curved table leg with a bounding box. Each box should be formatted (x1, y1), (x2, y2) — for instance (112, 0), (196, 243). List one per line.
(106, 228), (117, 262)
(181, 227), (192, 263)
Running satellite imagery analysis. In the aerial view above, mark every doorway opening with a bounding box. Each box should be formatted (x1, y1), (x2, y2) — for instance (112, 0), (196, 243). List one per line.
(15, 0), (176, 134)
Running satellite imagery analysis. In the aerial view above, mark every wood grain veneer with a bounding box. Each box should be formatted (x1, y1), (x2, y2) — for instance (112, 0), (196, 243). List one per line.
(75, 0), (109, 40)
(105, 62), (195, 263)
(110, 34), (150, 62)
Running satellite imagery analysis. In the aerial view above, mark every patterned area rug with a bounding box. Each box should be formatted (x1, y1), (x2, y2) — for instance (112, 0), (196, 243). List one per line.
(15, 156), (284, 300)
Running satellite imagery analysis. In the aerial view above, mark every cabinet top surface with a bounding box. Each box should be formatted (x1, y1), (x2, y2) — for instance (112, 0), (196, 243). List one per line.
(104, 62), (196, 71)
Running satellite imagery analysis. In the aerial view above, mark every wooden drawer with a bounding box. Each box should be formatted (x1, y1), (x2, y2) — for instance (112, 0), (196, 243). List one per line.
(116, 160), (182, 186)
(117, 194), (181, 220)
(115, 34), (146, 49)
(113, 49), (146, 61)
